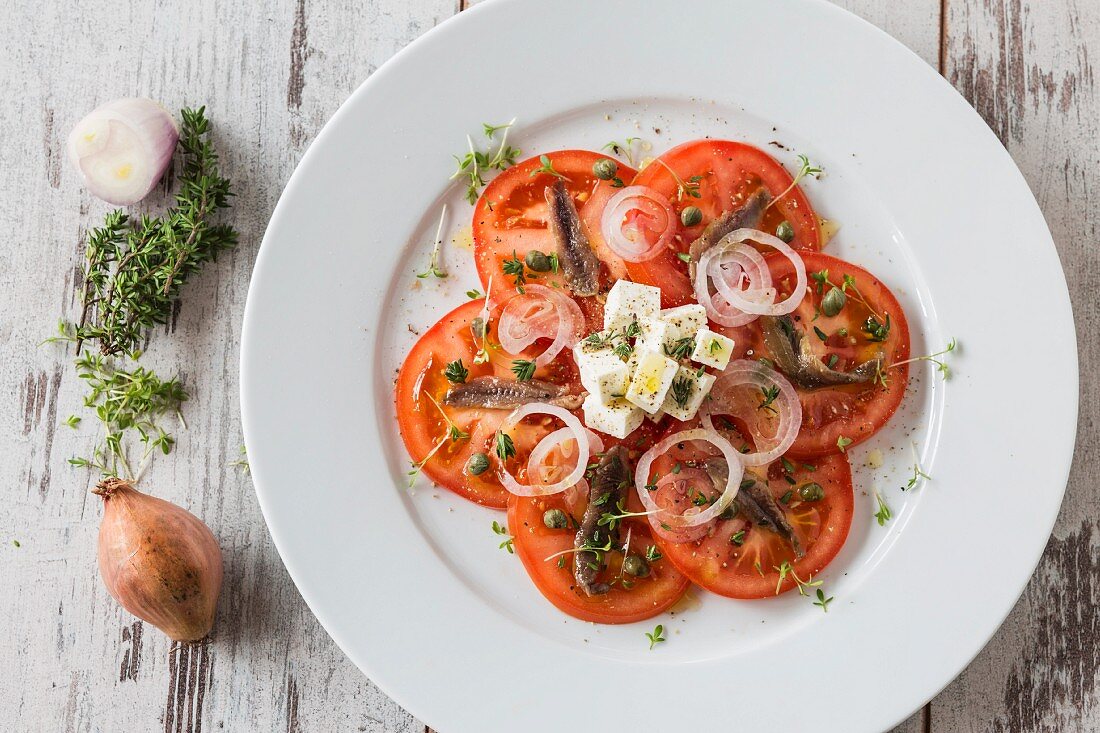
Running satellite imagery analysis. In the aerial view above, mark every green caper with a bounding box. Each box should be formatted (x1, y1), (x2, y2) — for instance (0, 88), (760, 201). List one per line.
(821, 286), (847, 317)
(542, 508), (569, 529)
(680, 206), (703, 227)
(798, 482), (825, 502)
(775, 220), (795, 243)
(466, 452), (490, 476)
(525, 249), (552, 272)
(837, 327), (849, 338)
(719, 500), (740, 521)
(593, 158), (618, 180)
(622, 555), (651, 577)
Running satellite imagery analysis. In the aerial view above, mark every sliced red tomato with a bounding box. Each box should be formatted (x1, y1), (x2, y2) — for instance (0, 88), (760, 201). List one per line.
(509, 490), (689, 624)
(626, 140), (822, 307)
(762, 251), (911, 458)
(472, 150), (637, 329)
(647, 430), (853, 598)
(395, 299), (581, 509)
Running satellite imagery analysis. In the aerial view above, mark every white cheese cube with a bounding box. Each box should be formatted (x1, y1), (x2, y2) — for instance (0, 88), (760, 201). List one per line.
(690, 328), (735, 370)
(582, 393), (644, 439)
(636, 317), (671, 353)
(573, 344), (631, 404)
(604, 280), (661, 333)
(659, 304), (708, 345)
(661, 367), (717, 421)
(625, 349), (679, 414)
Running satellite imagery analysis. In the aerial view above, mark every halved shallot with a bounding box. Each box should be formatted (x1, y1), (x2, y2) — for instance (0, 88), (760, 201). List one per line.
(634, 428), (744, 530)
(68, 98), (180, 205)
(600, 186), (677, 262)
(694, 228), (808, 326)
(700, 359), (802, 466)
(497, 403), (590, 496)
(496, 284), (584, 366)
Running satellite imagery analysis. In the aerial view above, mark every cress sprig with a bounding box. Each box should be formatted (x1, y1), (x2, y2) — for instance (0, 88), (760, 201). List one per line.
(451, 119), (520, 204)
(67, 354), (188, 481)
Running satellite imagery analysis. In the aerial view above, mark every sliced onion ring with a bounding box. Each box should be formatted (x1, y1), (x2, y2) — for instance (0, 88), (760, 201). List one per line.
(634, 428), (744, 528)
(600, 185), (677, 262)
(695, 228), (808, 326)
(498, 403), (590, 497)
(527, 427), (604, 488)
(496, 284), (584, 366)
(700, 359), (802, 466)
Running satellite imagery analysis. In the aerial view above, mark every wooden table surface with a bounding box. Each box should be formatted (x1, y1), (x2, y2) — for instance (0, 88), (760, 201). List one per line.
(2, 0), (1095, 730)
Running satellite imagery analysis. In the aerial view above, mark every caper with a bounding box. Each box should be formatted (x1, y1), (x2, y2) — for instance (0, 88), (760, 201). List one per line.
(525, 249), (552, 272)
(837, 327), (849, 338)
(466, 452), (490, 476)
(775, 220), (795, 243)
(593, 158), (618, 180)
(680, 206), (703, 227)
(542, 508), (569, 529)
(622, 554), (651, 578)
(719, 500), (740, 521)
(798, 482), (825, 502)
(821, 286), (847, 317)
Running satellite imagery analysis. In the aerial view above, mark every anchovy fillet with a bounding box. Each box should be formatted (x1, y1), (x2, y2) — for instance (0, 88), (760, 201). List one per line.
(688, 187), (771, 284)
(441, 376), (582, 410)
(574, 446), (630, 596)
(545, 180), (600, 297)
(760, 315), (883, 390)
(705, 460), (803, 559)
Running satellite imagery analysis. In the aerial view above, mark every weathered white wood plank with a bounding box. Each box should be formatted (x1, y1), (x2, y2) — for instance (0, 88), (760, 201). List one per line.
(0, 1), (453, 731)
(933, 1), (1100, 729)
(2, 0), (1094, 731)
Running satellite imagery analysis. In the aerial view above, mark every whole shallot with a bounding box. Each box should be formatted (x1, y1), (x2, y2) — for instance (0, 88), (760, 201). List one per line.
(94, 478), (222, 641)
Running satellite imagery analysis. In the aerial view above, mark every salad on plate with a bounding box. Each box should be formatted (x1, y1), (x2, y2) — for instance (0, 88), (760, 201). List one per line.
(396, 133), (946, 628)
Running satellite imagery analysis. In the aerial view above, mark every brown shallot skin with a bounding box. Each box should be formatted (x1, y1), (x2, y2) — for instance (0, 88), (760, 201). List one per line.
(94, 478), (223, 642)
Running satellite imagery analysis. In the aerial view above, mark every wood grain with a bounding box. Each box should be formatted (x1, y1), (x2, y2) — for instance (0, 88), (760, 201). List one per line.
(0, 1), (1093, 732)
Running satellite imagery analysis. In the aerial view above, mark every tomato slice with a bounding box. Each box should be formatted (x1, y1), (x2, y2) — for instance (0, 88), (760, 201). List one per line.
(649, 433), (854, 599)
(472, 150), (637, 329)
(395, 299), (581, 509)
(509, 492), (689, 624)
(626, 140), (822, 307)
(762, 251), (911, 458)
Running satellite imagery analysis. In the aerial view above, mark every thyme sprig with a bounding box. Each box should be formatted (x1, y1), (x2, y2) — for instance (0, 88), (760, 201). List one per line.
(64, 108), (237, 359)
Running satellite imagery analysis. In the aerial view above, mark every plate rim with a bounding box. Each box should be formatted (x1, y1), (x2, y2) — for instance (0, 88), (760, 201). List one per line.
(241, 0), (1079, 730)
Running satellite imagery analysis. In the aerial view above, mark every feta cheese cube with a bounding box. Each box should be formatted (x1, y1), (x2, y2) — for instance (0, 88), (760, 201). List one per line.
(636, 317), (671, 353)
(573, 344), (631, 404)
(690, 328), (735, 370)
(661, 367), (717, 421)
(582, 393), (644, 439)
(625, 349), (679, 414)
(604, 280), (661, 333)
(659, 304), (708, 345)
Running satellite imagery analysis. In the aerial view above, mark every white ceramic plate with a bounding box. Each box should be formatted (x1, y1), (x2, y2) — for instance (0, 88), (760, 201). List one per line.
(241, 1), (1077, 730)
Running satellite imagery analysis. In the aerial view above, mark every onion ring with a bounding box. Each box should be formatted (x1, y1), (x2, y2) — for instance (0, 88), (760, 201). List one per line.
(634, 428), (744, 528)
(496, 284), (584, 366)
(695, 228), (808, 326)
(700, 359), (802, 466)
(600, 186), (677, 262)
(497, 403), (590, 497)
